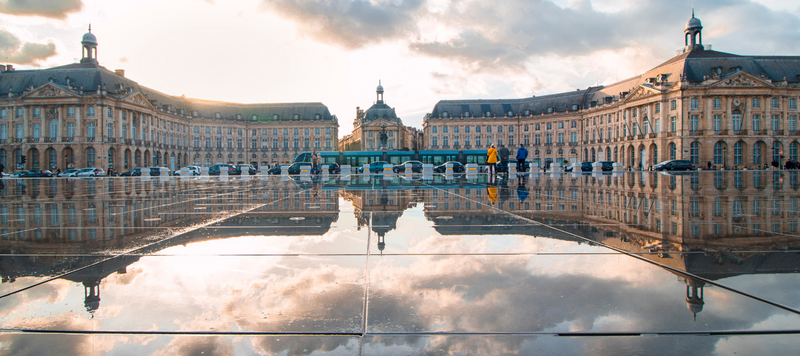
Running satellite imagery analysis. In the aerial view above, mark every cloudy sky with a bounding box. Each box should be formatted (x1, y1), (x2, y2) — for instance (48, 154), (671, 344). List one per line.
(2, 0), (800, 136)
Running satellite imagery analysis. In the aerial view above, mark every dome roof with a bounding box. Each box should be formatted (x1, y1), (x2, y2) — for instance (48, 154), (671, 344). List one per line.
(685, 14), (702, 31)
(82, 28), (97, 46)
(364, 103), (397, 122)
(377, 83), (384, 93)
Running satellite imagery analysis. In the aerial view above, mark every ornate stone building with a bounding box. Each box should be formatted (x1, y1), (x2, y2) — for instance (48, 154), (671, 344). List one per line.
(423, 12), (800, 170)
(339, 82), (421, 151)
(0, 28), (338, 172)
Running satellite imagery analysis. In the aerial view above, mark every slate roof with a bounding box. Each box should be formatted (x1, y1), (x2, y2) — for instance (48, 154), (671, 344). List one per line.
(430, 49), (800, 118)
(0, 61), (336, 123)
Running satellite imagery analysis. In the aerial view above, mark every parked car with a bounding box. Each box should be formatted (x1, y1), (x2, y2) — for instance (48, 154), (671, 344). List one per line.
(434, 161), (465, 173)
(120, 167), (143, 176)
(287, 162), (309, 175)
(76, 168), (105, 177)
(494, 160), (528, 173)
(174, 166), (201, 176)
(235, 165), (257, 175)
(393, 160), (424, 173)
(359, 161), (391, 174)
(598, 161), (615, 172)
(209, 164), (236, 176)
(17, 170), (54, 178)
(58, 169), (80, 177)
(653, 159), (695, 171)
(324, 162), (340, 174)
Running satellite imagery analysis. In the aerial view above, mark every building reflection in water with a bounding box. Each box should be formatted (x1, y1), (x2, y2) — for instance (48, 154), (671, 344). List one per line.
(0, 171), (798, 319)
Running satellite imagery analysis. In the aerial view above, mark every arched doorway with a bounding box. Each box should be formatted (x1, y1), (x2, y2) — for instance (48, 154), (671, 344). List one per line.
(143, 150), (150, 166)
(638, 144), (646, 170)
(170, 152), (176, 171)
(45, 147), (57, 170)
(27, 148), (40, 170)
(590, 148), (596, 162)
(649, 143), (658, 168)
(613, 147), (618, 162)
(605, 147), (611, 162)
(753, 141), (766, 168)
(627, 145), (635, 168)
(62, 147), (75, 169)
(713, 141), (727, 167)
(124, 149), (131, 169)
(85, 147), (96, 167)
(134, 149), (141, 167)
(107, 148), (115, 170)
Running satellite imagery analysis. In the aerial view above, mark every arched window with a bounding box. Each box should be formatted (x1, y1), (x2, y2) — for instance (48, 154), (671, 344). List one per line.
(690, 142), (699, 165)
(87, 147), (96, 167)
(734, 141), (743, 165)
(653, 144), (658, 164)
(714, 141), (725, 165)
(669, 142), (676, 160)
(790, 141), (799, 161)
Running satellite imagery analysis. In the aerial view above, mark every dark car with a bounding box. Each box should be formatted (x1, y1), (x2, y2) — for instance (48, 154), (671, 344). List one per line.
(598, 161), (615, 172)
(324, 162), (340, 174)
(119, 167), (144, 176)
(18, 170), (54, 178)
(209, 164), (236, 175)
(495, 160), (529, 173)
(434, 161), (465, 173)
(287, 162), (314, 175)
(236, 165), (257, 175)
(359, 161), (391, 174)
(393, 160), (424, 173)
(653, 159), (695, 171)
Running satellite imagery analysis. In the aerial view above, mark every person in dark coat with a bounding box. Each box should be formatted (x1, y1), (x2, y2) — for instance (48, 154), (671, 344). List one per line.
(499, 144), (510, 176)
(516, 144), (528, 172)
(0, 162), (4, 178)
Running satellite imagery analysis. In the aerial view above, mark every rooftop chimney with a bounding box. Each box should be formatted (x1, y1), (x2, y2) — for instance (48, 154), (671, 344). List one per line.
(115, 69), (125, 77)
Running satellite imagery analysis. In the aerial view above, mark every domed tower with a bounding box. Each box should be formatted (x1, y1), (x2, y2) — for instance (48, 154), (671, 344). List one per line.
(685, 278), (705, 321)
(376, 80), (385, 105)
(81, 25), (98, 64)
(684, 9), (703, 52)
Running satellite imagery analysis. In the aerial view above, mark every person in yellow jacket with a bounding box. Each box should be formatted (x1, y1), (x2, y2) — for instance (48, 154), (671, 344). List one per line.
(487, 144), (498, 175)
(487, 186), (498, 204)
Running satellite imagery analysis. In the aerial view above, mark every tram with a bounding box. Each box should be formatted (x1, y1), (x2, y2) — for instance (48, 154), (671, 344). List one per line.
(293, 149), (490, 167)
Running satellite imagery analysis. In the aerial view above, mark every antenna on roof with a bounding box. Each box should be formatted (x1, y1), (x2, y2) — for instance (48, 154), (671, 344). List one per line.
(89, 24), (92, 32)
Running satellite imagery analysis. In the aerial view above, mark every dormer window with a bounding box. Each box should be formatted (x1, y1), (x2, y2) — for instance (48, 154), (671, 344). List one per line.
(252, 115), (258, 121)
(547, 107), (554, 114)
(293, 114), (300, 120)
(442, 111), (448, 118)
(236, 114), (242, 120)
(214, 112), (221, 119)
(463, 112), (470, 117)
(524, 110), (530, 116)
(571, 104), (579, 111)
(507, 111), (513, 117)
(273, 114), (279, 120)
(485, 111), (492, 117)
(314, 113), (321, 120)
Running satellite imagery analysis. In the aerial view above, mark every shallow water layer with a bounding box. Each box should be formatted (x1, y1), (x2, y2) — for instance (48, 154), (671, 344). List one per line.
(0, 171), (798, 355)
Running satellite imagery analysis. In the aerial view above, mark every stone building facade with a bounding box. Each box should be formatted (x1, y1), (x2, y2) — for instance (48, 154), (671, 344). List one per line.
(339, 83), (422, 151)
(423, 13), (800, 170)
(0, 29), (338, 172)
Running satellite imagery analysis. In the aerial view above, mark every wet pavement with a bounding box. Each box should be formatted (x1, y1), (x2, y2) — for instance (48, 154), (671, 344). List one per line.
(0, 171), (798, 355)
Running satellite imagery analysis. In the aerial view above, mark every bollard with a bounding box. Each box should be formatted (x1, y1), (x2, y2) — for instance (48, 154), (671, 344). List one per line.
(300, 165), (311, 177)
(508, 162), (517, 178)
(363, 163), (371, 175)
(241, 167), (250, 176)
(383, 164), (393, 179)
(259, 166), (269, 176)
(340, 165), (352, 176)
(220, 167), (229, 177)
(466, 164), (478, 176)
(529, 162), (539, 177)
(422, 164), (434, 175)
(445, 162), (453, 175)
(593, 162), (603, 173)
(551, 162), (562, 174)
(321, 164), (329, 177)
(405, 163), (413, 175)
(159, 167), (170, 181)
(280, 165), (289, 177)
(200, 167), (209, 176)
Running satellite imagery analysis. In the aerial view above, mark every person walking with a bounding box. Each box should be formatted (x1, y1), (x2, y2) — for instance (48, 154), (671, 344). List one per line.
(312, 151), (321, 175)
(487, 144), (498, 176)
(499, 144), (510, 176)
(0, 162), (4, 178)
(516, 144), (528, 173)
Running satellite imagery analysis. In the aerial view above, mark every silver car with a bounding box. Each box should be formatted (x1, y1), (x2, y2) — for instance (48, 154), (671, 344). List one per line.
(58, 169), (80, 177)
(75, 167), (106, 177)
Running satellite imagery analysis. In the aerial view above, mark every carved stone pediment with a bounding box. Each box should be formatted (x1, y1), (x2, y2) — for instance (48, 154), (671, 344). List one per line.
(711, 72), (773, 88)
(620, 85), (662, 104)
(22, 83), (78, 98)
(123, 92), (154, 108)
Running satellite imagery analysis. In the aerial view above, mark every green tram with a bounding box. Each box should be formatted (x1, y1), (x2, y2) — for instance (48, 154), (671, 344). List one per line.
(293, 149), (491, 167)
